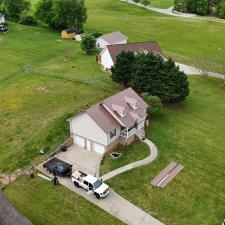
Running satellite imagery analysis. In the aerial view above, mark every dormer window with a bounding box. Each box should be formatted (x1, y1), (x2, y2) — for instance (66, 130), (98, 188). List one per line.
(125, 96), (138, 110)
(112, 104), (126, 118)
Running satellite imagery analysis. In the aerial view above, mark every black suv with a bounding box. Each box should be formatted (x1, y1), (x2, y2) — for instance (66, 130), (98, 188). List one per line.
(43, 157), (72, 176)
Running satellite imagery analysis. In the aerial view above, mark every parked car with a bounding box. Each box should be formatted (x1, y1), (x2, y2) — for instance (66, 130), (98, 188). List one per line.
(43, 157), (72, 176)
(71, 170), (110, 199)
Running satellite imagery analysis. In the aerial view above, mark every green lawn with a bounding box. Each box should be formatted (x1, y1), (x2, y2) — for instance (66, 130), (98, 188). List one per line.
(86, 0), (225, 73)
(150, 0), (174, 9)
(105, 76), (225, 225)
(0, 23), (115, 173)
(100, 141), (150, 175)
(3, 176), (124, 225)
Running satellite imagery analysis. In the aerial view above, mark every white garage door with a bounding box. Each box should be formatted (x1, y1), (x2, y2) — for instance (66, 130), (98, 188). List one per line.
(73, 135), (85, 148)
(93, 142), (105, 155)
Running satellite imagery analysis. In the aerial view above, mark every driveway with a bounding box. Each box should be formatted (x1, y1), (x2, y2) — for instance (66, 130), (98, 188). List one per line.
(36, 164), (164, 225)
(39, 144), (102, 177)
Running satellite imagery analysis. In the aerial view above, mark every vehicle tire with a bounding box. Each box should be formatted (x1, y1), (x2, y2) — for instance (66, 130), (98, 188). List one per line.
(95, 193), (100, 199)
(74, 182), (80, 188)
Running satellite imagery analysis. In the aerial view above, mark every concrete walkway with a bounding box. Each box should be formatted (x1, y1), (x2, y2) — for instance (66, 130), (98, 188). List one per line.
(37, 163), (164, 225)
(101, 139), (158, 181)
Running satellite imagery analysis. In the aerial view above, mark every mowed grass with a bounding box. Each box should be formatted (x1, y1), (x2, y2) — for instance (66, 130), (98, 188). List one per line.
(105, 76), (225, 225)
(86, 0), (225, 72)
(3, 176), (124, 225)
(100, 141), (150, 175)
(0, 23), (115, 173)
(150, 0), (174, 8)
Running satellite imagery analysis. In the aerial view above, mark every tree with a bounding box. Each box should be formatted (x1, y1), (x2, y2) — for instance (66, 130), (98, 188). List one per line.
(132, 53), (189, 103)
(111, 51), (136, 87)
(35, 0), (87, 31)
(141, 93), (163, 115)
(141, 0), (150, 7)
(80, 33), (96, 53)
(3, 0), (30, 22)
(19, 11), (37, 26)
(217, 0), (225, 18)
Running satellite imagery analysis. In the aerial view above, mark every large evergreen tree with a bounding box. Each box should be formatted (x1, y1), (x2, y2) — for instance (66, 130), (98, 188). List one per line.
(112, 52), (189, 103)
(111, 51), (136, 87)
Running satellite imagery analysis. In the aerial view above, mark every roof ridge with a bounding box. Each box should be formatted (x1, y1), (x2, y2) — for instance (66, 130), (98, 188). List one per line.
(107, 40), (158, 48)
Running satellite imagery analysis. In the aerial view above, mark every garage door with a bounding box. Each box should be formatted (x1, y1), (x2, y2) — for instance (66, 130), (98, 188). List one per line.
(92, 142), (105, 155)
(73, 135), (85, 148)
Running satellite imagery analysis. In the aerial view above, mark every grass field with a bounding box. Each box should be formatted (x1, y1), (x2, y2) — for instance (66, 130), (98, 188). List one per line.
(1, 0), (225, 224)
(3, 176), (124, 225)
(106, 76), (225, 225)
(150, 0), (174, 8)
(0, 23), (115, 173)
(86, 0), (225, 73)
(100, 141), (150, 175)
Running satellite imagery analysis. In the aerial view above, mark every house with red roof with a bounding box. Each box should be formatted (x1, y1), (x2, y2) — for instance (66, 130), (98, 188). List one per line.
(69, 88), (148, 155)
(97, 41), (163, 70)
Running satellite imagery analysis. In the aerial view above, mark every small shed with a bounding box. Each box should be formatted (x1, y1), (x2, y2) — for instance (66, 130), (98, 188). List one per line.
(61, 28), (76, 39)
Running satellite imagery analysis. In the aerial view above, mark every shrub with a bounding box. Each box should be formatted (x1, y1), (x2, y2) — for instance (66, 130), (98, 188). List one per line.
(80, 33), (96, 53)
(217, 0), (225, 18)
(141, 93), (163, 115)
(19, 11), (37, 26)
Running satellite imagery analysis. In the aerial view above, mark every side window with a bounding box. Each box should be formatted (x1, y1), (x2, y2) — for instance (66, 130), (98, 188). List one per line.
(89, 184), (93, 190)
(110, 129), (116, 139)
(84, 181), (89, 186)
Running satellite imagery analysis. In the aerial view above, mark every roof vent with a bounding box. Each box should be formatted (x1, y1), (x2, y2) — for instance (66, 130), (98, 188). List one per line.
(125, 96), (138, 110)
(112, 104), (126, 118)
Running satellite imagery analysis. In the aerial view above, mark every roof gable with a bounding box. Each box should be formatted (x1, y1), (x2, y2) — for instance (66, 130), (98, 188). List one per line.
(98, 31), (128, 44)
(106, 41), (163, 63)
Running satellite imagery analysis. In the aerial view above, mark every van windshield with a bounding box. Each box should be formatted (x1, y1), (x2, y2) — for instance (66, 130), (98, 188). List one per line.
(93, 180), (102, 189)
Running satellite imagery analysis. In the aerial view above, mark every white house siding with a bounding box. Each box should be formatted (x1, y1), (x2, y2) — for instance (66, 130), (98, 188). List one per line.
(0, 16), (5, 23)
(100, 48), (114, 70)
(107, 127), (121, 145)
(96, 38), (109, 49)
(70, 113), (108, 146)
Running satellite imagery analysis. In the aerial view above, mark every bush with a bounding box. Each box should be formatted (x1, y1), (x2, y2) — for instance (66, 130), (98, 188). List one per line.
(141, 93), (163, 115)
(19, 11), (37, 26)
(80, 33), (96, 53)
(217, 0), (225, 18)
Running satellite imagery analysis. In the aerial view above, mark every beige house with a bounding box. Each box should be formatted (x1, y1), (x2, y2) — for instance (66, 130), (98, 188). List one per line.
(69, 88), (148, 155)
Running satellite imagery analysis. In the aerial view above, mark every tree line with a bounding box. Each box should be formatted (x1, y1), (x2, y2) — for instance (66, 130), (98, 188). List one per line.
(0, 0), (87, 30)
(174, 0), (225, 18)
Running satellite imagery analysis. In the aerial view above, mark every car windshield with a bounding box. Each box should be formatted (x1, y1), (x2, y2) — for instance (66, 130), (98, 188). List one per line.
(93, 180), (102, 189)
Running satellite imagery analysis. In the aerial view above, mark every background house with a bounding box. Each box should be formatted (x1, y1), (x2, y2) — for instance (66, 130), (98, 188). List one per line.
(96, 31), (128, 49)
(98, 41), (163, 70)
(0, 13), (5, 24)
(61, 28), (76, 39)
(69, 88), (148, 155)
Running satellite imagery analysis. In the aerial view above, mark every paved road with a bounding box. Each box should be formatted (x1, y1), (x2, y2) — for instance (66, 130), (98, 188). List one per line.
(101, 139), (158, 181)
(122, 0), (197, 18)
(176, 62), (224, 79)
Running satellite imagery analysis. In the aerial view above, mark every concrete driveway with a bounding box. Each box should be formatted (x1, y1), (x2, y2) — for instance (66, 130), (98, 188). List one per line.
(36, 165), (164, 225)
(39, 144), (102, 177)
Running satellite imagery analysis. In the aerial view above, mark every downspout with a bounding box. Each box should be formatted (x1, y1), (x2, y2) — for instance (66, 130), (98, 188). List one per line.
(126, 127), (128, 146)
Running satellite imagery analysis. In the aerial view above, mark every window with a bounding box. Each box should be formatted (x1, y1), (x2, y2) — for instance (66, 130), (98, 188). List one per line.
(84, 181), (89, 186)
(110, 129), (117, 139)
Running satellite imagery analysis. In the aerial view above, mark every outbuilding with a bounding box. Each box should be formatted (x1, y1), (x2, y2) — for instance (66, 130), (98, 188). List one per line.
(61, 28), (76, 39)
(96, 31), (128, 49)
